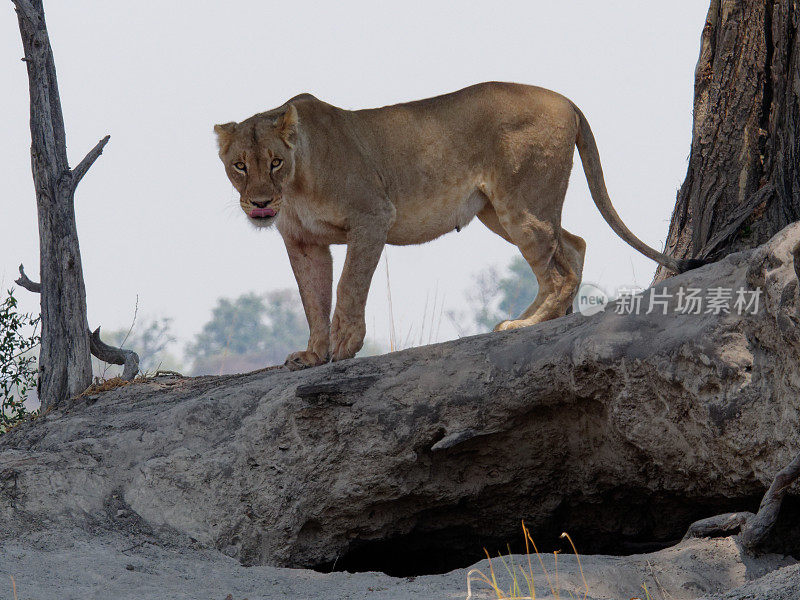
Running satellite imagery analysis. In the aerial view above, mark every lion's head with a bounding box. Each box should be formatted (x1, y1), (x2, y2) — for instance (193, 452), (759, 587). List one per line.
(214, 104), (299, 227)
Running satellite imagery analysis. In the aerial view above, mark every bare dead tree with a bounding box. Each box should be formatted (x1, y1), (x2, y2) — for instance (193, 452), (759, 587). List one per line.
(12, 0), (138, 408)
(655, 0), (800, 283)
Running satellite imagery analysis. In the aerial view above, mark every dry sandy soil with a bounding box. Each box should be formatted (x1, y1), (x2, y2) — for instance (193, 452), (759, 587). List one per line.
(1, 531), (797, 600)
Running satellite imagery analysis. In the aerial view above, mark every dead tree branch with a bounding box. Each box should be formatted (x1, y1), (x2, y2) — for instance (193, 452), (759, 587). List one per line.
(683, 512), (754, 541)
(739, 451), (800, 549)
(683, 450), (800, 551)
(15, 264), (41, 293)
(72, 135), (110, 186)
(89, 328), (140, 382)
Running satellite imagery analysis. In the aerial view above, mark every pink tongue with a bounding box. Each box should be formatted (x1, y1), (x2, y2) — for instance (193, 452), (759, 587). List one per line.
(249, 207), (276, 218)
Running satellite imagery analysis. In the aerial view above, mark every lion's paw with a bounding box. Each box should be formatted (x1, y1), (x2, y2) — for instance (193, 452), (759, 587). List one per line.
(493, 319), (526, 332)
(330, 313), (365, 362)
(284, 350), (328, 371)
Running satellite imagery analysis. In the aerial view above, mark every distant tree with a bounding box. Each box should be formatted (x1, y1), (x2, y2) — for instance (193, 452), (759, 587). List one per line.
(186, 290), (309, 375)
(450, 256), (540, 336)
(1, 289), (40, 431)
(461, 266), (502, 334)
(495, 257), (541, 324)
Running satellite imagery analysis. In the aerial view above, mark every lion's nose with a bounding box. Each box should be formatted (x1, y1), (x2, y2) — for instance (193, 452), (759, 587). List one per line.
(251, 199), (272, 208)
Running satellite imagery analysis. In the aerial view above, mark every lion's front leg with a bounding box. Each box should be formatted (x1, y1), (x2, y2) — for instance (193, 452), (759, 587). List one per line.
(284, 239), (333, 370)
(330, 229), (387, 362)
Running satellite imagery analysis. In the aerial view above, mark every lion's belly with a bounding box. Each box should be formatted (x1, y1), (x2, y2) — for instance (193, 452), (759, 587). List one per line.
(386, 188), (487, 246)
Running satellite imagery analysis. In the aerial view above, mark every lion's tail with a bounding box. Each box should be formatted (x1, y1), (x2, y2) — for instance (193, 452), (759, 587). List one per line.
(572, 104), (705, 274)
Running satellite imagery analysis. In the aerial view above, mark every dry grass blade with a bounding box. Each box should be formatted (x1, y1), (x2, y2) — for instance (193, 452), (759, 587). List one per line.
(524, 524), (557, 598)
(463, 522), (668, 600)
(466, 568), (496, 600)
(553, 550), (560, 599)
(560, 532), (589, 600)
(384, 252), (397, 352)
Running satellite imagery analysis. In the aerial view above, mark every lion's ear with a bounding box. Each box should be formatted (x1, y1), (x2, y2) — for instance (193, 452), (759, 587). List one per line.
(275, 105), (299, 147)
(213, 122), (237, 148)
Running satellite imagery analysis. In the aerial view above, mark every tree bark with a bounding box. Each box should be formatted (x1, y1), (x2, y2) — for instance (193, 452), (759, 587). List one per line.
(655, 0), (800, 282)
(13, 0), (109, 408)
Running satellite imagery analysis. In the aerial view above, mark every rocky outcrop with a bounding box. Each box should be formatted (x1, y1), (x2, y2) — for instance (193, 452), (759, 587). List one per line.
(2, 225), (800, 576)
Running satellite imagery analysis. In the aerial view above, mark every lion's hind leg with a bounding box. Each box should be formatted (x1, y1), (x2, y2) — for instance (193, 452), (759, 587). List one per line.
(491, 198), (581, 331)
(493, 230), (580, 331)
(560, 228), (586, 309)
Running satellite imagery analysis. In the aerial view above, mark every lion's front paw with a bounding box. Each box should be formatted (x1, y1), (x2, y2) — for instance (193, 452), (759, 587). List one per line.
(493, 320), (513, 332)
(330, 312), (366, 362)
(493, 319), (528, 332)
(285, 350), (328, 371)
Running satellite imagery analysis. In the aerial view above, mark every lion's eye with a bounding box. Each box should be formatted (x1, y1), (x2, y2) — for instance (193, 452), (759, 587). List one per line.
(233, 161), (246, 172)
(271, 158), (283, 169)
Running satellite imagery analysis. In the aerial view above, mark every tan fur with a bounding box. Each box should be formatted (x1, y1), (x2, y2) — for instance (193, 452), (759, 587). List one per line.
(215, 82), (682, 369)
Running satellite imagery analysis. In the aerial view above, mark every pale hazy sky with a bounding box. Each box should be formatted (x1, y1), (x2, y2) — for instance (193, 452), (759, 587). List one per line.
(1, 1), (709, 361)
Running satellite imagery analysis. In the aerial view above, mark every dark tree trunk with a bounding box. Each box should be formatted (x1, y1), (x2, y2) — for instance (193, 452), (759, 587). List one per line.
(655, 0), (800, 282)
(13, 0), (108, 408)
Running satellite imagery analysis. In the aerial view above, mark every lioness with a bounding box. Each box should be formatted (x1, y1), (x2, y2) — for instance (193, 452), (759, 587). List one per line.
(215, 82), (700, 370)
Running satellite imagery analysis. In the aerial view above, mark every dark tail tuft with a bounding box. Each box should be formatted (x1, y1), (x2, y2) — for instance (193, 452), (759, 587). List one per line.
(677, 257), (708, 273)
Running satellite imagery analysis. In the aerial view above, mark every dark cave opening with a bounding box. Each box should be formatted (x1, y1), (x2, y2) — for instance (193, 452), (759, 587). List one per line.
(310, 492), (800, 577)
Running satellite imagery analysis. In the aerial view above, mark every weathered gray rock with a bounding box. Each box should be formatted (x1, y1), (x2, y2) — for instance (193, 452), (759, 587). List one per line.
(699, 563), (800, 600)
(2, 224), (800, 575)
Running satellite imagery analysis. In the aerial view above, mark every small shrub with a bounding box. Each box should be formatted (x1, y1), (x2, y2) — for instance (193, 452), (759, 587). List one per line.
(0, 288), (40, 432)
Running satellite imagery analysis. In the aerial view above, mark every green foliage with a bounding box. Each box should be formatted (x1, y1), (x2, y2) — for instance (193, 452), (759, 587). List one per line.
(0, 289), (40, 432)
(186, 290), (308, 375)
(102, 317), (178, 374)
